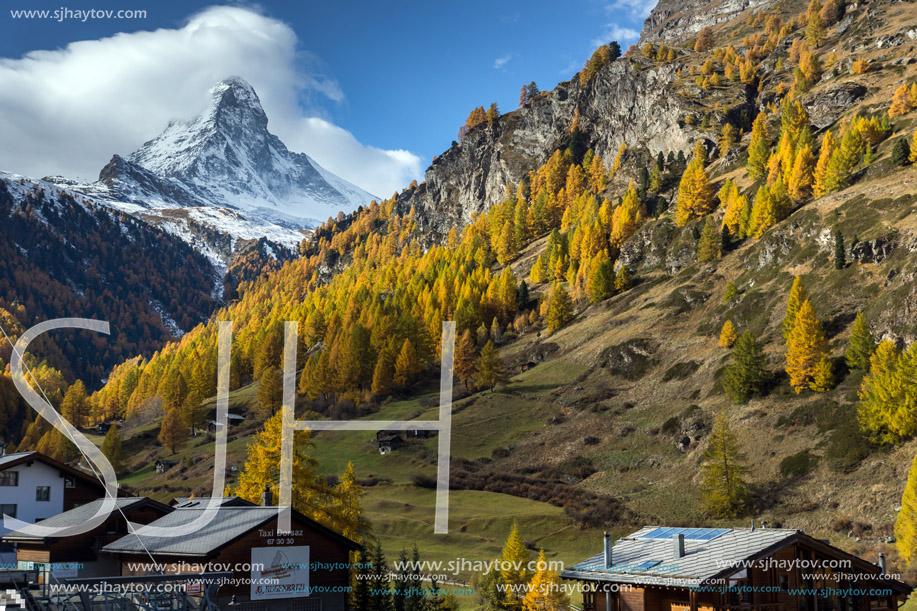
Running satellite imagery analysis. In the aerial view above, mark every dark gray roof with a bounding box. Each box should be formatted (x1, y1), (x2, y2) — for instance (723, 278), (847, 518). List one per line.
(102, 506), (280, 557)
(562, 526), (798, 587)
(102, 506), (360, 557)
(2, 497), (170, 542)
(170, 496), (254, 508)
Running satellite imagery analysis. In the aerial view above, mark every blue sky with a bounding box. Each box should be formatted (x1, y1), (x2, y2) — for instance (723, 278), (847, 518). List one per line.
(0, 0), (653, 195)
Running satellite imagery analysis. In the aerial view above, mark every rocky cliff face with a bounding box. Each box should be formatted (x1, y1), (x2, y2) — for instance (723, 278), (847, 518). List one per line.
(639, 0), (773, 45)
(394, 59), (702, 239)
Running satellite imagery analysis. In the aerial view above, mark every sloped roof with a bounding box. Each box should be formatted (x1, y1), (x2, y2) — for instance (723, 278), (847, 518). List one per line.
(562, 526), (796, 587)
(170, 496), (254, 508)
(0, 451), (105, 490)
(102, 506), (360, 557)
(2, 497), (172, 543)
(0, 451), (37, 468)
(563, 526), (911, 594)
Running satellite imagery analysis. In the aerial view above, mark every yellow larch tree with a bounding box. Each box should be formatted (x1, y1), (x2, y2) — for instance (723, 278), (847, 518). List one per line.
(813, 129), (836, 198)
(788, 144), (816, 202)
(785, 299), (828, 393)
(895, 451), (917, 564)
(501, 522), (531, 611)
(719, 320), (738, 348)
(783, 275), (808, 341)
(234, 412), (323, 520)
(587, 153), (607, 194)
(611, 142), (627, 177)
(889, 83), (914, 118)
(609, 182), (645, 247)
(749, 185), (775, 238)
(747, 112), (771, 180)
(857, 340), (901, 444)
(676, 157), (714, 225)
(522, 550), (570, 611)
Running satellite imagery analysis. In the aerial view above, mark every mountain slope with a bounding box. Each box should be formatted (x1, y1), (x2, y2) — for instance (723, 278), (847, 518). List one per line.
(0, 172), (219, 387)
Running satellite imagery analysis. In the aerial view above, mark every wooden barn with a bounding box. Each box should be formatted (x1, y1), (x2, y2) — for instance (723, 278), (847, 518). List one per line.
(562, 526), (912, 611)
(374, 431), (404, 454)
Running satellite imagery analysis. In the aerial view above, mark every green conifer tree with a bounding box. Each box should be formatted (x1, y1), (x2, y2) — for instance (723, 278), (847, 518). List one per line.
(697, 216), (722, 262)
(722, 331), (769, 403)
(845, 311), (876, 371)
(700, 412), (750, 517)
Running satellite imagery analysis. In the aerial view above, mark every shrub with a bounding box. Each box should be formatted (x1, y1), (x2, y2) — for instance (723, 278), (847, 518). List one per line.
(661, 416), (680, 435)
(825, 422), (874, 473)
(412, 474), (437, 489)
(780, 450), (819, 477)
(662, 360), (702, 381)
(584, 436), (601, 445)
(775, 399), (846, 432)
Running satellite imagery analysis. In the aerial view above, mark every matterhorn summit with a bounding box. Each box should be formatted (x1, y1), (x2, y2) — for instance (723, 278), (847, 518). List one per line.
(49, 77), (377, 267)
(123, 77), (375, 224)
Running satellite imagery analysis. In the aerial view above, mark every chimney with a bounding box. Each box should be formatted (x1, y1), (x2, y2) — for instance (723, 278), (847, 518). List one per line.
(879, 553), (886, 575)
(761, 521), (767, 529)
(673, 533), (685, 559)
(0, 441), (6, 457)
(261, 485), (273, 507)
(604, 532), (613, 569)
(751, 519), (756, 531)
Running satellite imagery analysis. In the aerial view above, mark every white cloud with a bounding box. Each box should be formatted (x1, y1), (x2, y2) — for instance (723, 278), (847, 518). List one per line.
(591, 23), (641, 48)
(493, 54), (513, 70)
(0, 5), (421, 197)
(606, 0), (658, 19)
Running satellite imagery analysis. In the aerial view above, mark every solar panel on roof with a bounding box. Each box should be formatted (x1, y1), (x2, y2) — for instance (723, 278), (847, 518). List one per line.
(696, 528), (730, 540)
(634, 561), (660, 570)
(640, 527), (731, 541)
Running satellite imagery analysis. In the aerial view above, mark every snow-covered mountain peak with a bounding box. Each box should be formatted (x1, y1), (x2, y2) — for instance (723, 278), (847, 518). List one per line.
(128, 76), (270, 178)
(42, 77), (377, 269)
(111, 76), (376, 226)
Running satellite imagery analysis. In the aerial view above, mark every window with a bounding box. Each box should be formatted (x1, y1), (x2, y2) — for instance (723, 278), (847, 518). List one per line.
(64, 476), (75, 488)
(0, 471), (18, 486)
(1, 504), (17, 519)
(36, 486), (51, 502)
(728, 568), (752, 606)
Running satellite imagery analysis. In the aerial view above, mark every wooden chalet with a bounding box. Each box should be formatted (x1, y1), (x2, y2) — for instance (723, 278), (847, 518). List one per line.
(562, 526), (912, 611)
(2, 497), (171, 581)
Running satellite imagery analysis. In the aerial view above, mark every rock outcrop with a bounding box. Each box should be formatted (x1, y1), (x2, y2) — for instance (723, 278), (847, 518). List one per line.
(639, 0), (773, 45)
(394, 60), (700, 239)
